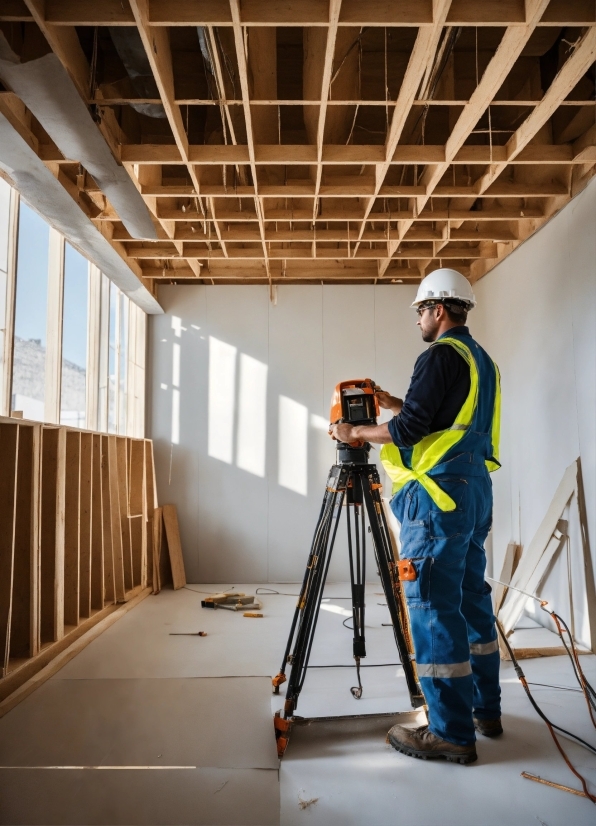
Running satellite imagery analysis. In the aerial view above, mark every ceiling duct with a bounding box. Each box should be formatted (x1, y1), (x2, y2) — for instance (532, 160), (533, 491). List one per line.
(0, 110), (162, 314)
(0, 33), (158, 241)
(108, 27), (166, 119)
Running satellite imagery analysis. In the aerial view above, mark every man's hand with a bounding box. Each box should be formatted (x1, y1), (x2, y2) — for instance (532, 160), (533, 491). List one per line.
(375, 390), (403, 415)
(329, 421), (393, 445)
(330, 422), (357, 443)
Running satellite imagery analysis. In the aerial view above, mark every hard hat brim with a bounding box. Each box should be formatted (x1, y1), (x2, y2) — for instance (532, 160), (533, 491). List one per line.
(410, 297), (475, 309)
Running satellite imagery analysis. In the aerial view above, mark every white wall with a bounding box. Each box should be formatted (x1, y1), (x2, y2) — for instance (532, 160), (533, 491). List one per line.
(474, 178), (596, 649)
(147, 284), (425, 583)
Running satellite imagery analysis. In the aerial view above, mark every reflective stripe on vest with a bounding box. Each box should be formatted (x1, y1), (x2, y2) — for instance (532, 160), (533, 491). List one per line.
(417, 661), (472, 679)
(470, 639), (499, 656)
(380, 336), (501, 511)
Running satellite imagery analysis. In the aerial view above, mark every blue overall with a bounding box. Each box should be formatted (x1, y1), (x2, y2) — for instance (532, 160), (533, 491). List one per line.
(390, 330), (501, 746)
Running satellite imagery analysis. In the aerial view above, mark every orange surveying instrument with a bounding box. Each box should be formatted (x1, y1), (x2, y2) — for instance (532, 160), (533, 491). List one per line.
(272, 380), (424, 758)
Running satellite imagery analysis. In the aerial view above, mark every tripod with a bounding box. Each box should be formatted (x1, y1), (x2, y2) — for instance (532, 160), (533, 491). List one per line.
(273, 441), (425, 726)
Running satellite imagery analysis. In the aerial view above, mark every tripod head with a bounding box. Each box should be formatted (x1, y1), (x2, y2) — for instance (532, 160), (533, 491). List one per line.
(329, 378), (380, 463)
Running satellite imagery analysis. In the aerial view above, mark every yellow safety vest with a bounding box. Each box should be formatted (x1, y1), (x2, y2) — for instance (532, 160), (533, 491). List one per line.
(380, 337), (501, 512)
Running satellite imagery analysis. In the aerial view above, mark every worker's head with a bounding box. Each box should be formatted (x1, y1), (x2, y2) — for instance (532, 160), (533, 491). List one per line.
(416, 299), (468, 341)
(411, 268), (475, 341)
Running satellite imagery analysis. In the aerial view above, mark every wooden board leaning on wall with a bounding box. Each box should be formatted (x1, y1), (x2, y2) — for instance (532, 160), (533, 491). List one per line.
(0, 416), (165, 707)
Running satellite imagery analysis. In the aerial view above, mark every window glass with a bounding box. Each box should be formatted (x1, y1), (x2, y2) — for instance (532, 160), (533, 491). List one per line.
(107, 280), (118, 433)
(97, 273), (110, 432)
(118, 292), (129, 433)
(12, 201), (50, 420)
(60, 244), (88, 427)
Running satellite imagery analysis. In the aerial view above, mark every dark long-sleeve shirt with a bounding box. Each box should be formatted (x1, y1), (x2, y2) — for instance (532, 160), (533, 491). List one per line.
(387, 326), (471, 448)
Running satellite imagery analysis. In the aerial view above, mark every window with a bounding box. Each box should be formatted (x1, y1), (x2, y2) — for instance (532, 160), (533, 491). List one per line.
(108, 280), (118, 433)
(60, 243), (89, 427)
(11, 201), (50, 421)
(0, 184), (146, 436)
(118, 291), (129, 434)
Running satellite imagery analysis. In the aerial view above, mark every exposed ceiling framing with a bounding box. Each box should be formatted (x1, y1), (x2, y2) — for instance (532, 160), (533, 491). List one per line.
(0, 0), (595, 288)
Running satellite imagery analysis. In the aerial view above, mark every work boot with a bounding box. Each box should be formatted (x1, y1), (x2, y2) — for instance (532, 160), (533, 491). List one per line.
(387, 724), (477, 764)
(473, 716), (503, 737)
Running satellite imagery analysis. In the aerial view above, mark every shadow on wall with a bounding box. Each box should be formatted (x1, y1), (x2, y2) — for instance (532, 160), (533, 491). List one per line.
(167, 316), (330, 499)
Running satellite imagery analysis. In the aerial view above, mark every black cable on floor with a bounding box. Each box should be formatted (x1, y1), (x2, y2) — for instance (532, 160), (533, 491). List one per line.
(497, 621), (596, 804)
(309, 663), (403, 669)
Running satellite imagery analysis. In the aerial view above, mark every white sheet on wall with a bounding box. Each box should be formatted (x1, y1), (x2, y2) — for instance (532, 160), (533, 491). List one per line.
(148, 284), (424, 583)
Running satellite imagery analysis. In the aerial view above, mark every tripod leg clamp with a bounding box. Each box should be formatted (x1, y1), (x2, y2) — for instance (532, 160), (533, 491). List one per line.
(398, 559), (418, 581)
(272, 672), (287, 694)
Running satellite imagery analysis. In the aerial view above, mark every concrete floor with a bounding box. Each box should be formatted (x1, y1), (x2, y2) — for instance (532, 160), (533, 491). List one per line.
(0, 584), (595, 825)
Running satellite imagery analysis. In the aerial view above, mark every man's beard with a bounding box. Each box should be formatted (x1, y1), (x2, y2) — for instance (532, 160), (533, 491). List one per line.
(421, 325), (438, 342)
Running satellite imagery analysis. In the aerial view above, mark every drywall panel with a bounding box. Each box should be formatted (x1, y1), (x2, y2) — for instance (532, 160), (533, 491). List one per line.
(148, 288), (205, 583)
(148, 285), (423, 583)
(267, 286), (326, 583)
(473, 177), (596, 648)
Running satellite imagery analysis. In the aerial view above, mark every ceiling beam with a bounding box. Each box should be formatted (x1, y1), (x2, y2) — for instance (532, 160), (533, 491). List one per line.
(29, 0), (596, 27)
(378, 0), (553, 276)
(229, 0), (272, 286)
(350, 0), (453, 261)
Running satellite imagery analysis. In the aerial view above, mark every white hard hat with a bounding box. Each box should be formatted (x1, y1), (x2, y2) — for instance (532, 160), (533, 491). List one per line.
(411, 268), (476, 309)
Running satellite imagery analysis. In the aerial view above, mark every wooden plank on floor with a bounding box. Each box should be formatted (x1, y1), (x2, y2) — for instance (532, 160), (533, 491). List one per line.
(63, 431), (81, 628)
(90, 434), (104, 611)
(9, 424), (37, 661)
(0, 422), (19, 677)
(162, 504), (186, 590)
(152, 506), (163, 595)
(116, 437), (133, 592)
(40, 427), (66, 644)
(79, 432), (93, 620)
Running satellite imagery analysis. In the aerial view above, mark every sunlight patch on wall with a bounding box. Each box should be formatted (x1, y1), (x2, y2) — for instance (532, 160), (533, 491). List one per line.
(171, 342), (181, 444)
(310, 413), (329, 431)
(208, 336), (237, 463)
(236, 353), (268, 477)
(278, 395), (308, 496)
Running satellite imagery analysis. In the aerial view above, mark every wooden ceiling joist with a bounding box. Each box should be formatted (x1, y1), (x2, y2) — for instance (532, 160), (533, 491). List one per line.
(0, 0), (594, 284)
(5, 0), (595, 28)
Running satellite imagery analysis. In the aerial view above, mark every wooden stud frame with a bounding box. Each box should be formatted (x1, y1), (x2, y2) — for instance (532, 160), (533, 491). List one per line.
(0, 1), (595, 285)
(0, 414), (156, 704)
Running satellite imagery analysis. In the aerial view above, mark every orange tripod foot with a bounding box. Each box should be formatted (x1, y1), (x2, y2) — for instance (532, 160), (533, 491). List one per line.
(274, 712), (292, 758)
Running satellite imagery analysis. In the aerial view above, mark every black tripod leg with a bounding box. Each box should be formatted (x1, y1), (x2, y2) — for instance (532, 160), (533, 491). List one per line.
(272, 479), (336, 694)
(361, 468), (425, 708)
(347, 474), (366, 698)
(282, 466), (348, 718)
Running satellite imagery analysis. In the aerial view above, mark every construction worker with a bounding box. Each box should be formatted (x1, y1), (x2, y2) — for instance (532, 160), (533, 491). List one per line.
(330, 268), (501, 765)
